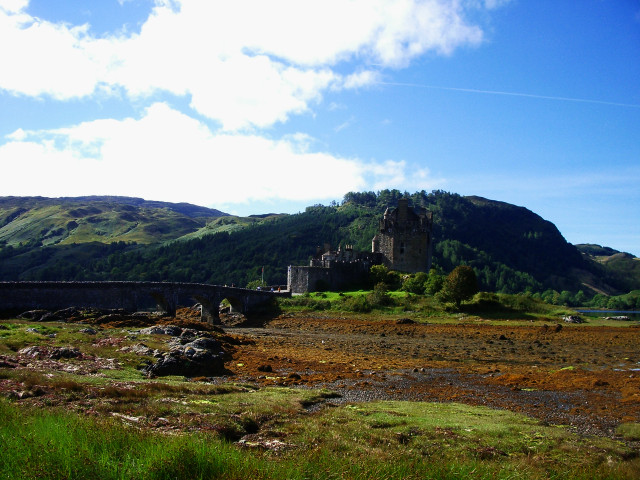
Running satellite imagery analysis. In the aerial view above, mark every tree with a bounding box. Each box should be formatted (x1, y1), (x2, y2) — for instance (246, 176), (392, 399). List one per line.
(437, 265), (478, 308)
(425, 268), (445, 295)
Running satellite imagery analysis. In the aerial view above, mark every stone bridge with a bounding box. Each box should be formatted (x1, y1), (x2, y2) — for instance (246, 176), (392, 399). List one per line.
(0, 282), (288, 324)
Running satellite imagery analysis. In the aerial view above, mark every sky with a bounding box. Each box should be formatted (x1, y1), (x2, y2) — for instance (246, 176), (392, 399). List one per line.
(0, 0), (639, 256)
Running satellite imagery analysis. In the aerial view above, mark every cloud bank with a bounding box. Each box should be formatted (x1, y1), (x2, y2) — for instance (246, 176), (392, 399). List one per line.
(0, 0), (497, 209)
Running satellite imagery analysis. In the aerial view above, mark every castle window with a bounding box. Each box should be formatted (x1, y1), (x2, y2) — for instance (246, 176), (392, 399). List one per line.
(400, 242), (405, 254)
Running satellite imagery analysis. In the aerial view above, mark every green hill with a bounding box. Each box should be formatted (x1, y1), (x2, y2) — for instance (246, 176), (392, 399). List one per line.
(0, 191), (636, 299)
(575, 244), (640, 294)
(0, 196), (226, 247)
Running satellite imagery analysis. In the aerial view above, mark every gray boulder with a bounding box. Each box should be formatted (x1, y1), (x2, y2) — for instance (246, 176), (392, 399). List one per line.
(143, 336), (227, 377)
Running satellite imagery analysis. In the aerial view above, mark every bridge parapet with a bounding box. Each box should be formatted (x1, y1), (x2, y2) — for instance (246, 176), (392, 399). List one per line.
(0, 281), (288, 324)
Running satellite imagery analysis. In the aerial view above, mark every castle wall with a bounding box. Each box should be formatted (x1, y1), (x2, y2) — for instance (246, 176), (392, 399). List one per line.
(374, 230), (431, 273)
(288, 261), (374, 294)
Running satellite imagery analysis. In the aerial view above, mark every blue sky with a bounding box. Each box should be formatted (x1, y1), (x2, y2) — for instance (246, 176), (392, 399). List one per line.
(1, 0), (639, 256)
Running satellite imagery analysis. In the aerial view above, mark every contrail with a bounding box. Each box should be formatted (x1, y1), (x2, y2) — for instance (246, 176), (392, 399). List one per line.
(377, 82), (640, 109)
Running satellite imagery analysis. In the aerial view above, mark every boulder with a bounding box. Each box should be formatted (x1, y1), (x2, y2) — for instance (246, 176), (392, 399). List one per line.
(18, 310), (49, 321)
(143, 336), (227, 377)
(18, 346), (44, 358)
(140, 325), (183, 336)
(49, 347), (82, 360)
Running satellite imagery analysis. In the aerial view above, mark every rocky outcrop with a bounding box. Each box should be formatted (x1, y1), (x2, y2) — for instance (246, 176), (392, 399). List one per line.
(141, 325), (229, 377)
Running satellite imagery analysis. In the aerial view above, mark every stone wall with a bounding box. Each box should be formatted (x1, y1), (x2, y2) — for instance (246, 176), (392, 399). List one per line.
(0, 281), (285, 323)
(288, 261), (374, 295)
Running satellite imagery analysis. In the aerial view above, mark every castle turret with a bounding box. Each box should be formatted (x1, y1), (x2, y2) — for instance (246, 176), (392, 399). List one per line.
(371, 198), (433, 273)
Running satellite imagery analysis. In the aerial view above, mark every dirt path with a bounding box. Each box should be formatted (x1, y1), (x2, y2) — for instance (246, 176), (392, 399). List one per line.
(222, 314), (640, 438)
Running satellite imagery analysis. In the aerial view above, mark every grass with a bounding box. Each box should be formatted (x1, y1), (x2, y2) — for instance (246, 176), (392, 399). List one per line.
(279, 290), (635, 327)
(1, 316), (639, 479)
(617, 423), (640, 441)
(0, 397), (637, 480)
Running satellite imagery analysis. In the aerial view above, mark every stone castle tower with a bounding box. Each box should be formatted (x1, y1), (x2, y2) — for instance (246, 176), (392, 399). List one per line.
(371, 198), (433, 273)
(287, 198), (433, 293)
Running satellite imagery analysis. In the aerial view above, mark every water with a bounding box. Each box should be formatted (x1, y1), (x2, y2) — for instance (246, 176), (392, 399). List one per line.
(576, 309), (640, 321)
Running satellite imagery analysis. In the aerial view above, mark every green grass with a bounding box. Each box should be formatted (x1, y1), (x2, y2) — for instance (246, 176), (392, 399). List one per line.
(1, 316), (638, 479)
(616, 423), (640, 441)
(0, 397), (637, 480)
(280, 290), (590, 326)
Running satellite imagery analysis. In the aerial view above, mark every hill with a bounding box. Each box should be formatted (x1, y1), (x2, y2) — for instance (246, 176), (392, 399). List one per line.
(0, 196), (227, 247)
(0, 191), (636, 298)
(576, 244), (640, 294)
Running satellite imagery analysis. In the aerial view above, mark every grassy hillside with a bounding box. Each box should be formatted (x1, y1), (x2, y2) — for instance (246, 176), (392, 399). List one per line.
(0, 191), (636, 298)
(0, 196), (226, 247)
(576, 244), (640, 294)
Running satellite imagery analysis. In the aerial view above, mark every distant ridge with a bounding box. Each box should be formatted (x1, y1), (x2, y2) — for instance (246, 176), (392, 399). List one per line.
(0, 195), (228, 249)
(0, 196), (228, 219)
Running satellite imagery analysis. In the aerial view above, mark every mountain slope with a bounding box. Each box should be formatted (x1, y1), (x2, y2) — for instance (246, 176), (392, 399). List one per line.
(576, 244), (640, 294)
(0, 196), (227, 247)
(0, 191), (635, 297)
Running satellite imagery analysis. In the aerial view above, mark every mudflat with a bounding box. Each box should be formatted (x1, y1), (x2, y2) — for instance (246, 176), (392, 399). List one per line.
(224, 314), (640, 438)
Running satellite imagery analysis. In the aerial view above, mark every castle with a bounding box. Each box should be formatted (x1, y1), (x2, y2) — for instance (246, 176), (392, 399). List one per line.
(287, 199), (433, 294)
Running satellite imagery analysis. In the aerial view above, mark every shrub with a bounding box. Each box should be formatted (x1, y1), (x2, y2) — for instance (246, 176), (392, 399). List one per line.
(342, 295), (372, 313)
(437, 266), (478, 309)
(401, 272), (428, 295)
(424, 269), (445, 295)
(369, 265), (401, 290)
(367, 282), (394, 307)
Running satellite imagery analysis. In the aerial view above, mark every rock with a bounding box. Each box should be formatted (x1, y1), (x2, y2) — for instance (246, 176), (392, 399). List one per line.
(125, 343), (154, 356)
(25, 328), (42, 334)
(287, 373), (301, 380)
(0, 356), (18, 368)
(53, 307), (82, 320)
(563, 315), (584, 324)
(180, 328), (198, 341)
(144, 351), (225, 377)
(257, 364), (273, 372)
(185, 337), (222, 351)
(554, 323), (563, 332)
(17, 345), (81, 360)
(143, 336), (227, 377)
(140, 325), (183, 336)
(238, 435), (294, 451)
(39, 312), (65, 322)
(18, 346), (46, 358)
(140, 326), (166, 335)
(163, 325), (183, 337)
(18, 310), (49, 321)
(49, 347), (82, 360)
(79, 327), (98, 335)
(396, 318), (415, 324)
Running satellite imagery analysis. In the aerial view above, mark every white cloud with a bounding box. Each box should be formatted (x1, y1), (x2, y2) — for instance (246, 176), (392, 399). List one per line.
(0, 0), (491, 129)
(368, 159), (444, 192)
(0, 0), (28, 14)
(0, 103), (443, 207)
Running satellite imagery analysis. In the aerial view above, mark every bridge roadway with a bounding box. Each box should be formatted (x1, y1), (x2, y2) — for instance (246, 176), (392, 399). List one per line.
(0, 281), (288, 324)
